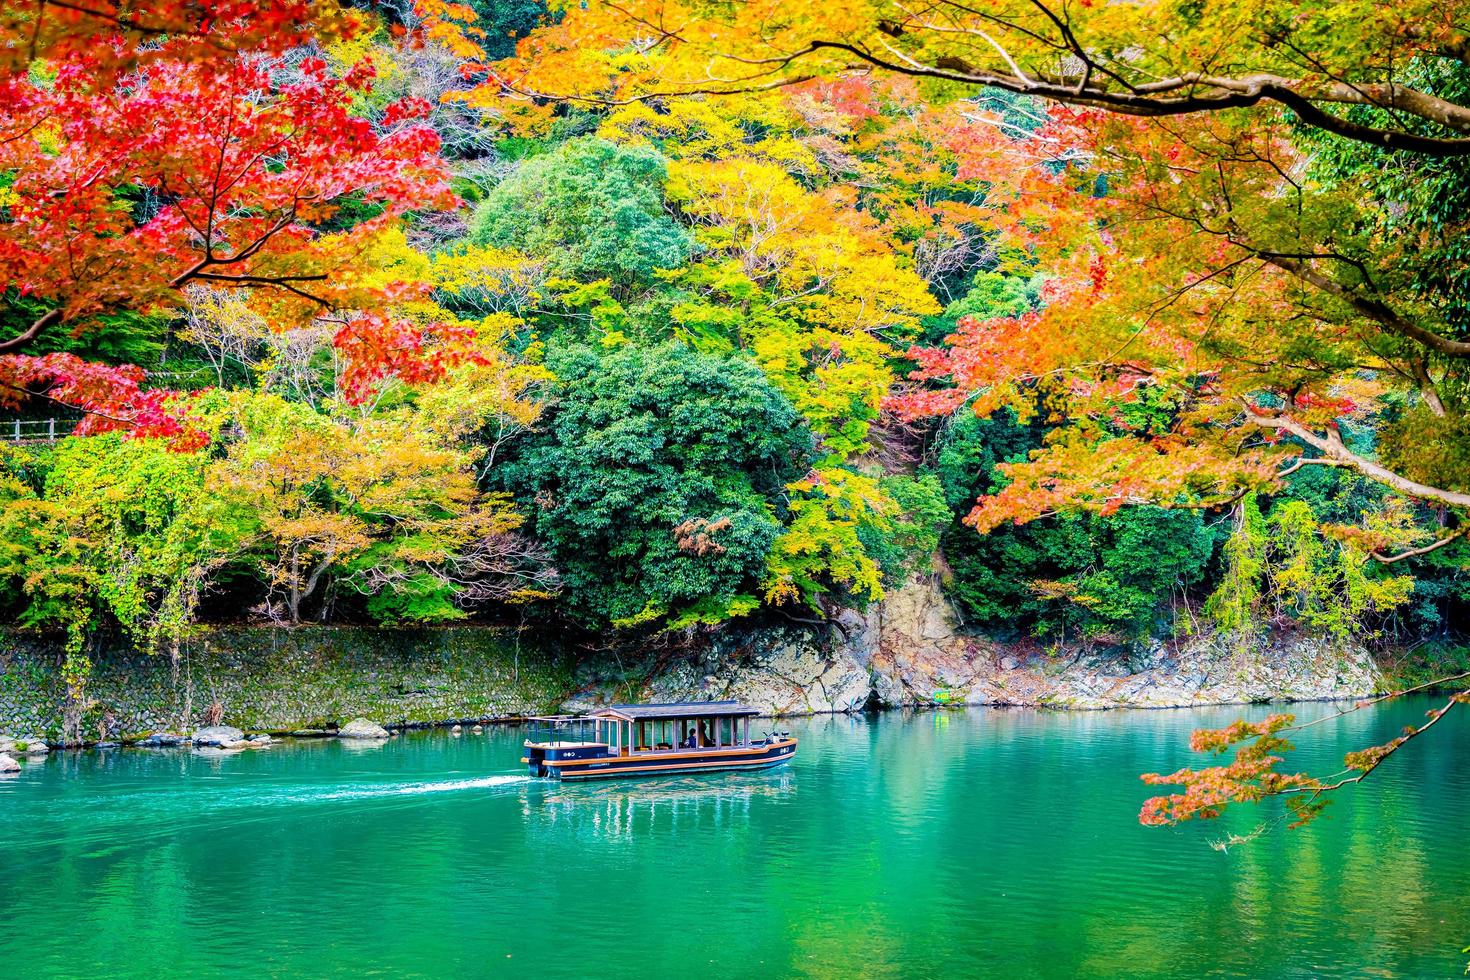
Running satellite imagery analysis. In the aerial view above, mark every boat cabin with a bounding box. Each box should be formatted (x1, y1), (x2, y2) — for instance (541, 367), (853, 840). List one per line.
(522, 701), (797, 780)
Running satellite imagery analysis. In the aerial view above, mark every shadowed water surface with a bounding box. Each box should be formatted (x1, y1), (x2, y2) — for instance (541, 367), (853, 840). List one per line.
(1, 697), (1466, 978)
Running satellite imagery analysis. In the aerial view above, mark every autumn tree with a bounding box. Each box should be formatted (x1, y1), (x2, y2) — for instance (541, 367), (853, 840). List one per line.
(450, 1), (1470, 822)
(475, 0), (1470, 155)
(210, 393), (553, 623)
(0, 2), (331, 76)
(468, 2), (1470, 533)
(0, 4), (467, 436)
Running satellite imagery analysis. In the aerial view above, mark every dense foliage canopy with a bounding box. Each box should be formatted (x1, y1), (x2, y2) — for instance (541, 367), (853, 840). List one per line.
(3, 0), (1469, 802)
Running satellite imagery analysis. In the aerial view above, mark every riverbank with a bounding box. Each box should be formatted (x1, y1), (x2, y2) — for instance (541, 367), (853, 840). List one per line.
(0, 626), (574, 745)
(574, 579), (1388, 715)
(1, 578), (1429, 748)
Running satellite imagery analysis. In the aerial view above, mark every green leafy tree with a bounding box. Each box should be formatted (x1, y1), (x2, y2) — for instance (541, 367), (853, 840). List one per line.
(920, 270), (1042, 345)
(465, 0), (551, 60)
(495, 342), (813, 626)
(1207, 496), (1416, 644)
(471, 137), (692, 287)
(934, 409), (1217, 639)
(0, 431), (239, 651)
(860, 473), (950, 587)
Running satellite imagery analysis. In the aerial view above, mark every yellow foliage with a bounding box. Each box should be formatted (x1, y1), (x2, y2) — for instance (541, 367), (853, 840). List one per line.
(765, 467), (892, 607)
(209, 392), (532, 620)
(667, 157), (936, 329)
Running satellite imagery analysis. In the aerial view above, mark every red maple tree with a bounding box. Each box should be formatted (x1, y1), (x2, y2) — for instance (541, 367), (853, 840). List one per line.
(1, 3), (467, 442)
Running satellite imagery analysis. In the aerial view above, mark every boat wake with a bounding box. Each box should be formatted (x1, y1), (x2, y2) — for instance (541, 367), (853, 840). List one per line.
(306, 774), (532, 803)
(16, 772), (536, 821)
(0, 773), (539, 866)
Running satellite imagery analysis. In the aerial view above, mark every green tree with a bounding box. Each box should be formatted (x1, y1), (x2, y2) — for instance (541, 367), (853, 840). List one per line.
(465, 0), (551, 60)
(933, 409), (1217, 639)
(471, 137), (692, 287)
(860, 473), (950, 587)
(496, 342), (813, 626)
(0, 431), (239, 650)
(920, 270), (1042, 345)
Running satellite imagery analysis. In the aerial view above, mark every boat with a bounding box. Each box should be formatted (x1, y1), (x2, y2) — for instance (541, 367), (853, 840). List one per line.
(522, 701), (797, 781)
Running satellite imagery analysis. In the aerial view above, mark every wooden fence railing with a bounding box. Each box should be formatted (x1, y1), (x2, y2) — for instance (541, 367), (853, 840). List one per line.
(0, 419), (80, 444)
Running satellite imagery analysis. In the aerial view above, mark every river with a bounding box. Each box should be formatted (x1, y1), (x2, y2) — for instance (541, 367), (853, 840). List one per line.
(1, 697), (1466, 978)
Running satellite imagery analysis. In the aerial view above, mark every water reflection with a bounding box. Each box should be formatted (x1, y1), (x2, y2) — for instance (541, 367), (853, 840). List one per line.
(529, 770), (796, 838)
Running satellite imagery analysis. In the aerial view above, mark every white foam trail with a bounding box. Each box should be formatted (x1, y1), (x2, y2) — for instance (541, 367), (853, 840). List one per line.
(306, 773), (532, 803)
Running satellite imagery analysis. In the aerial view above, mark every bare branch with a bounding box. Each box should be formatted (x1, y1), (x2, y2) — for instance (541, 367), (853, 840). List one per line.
(1243, 404), (1470, 510)
(0, 306), (63, 354)
(1371, 528), (1469, 565)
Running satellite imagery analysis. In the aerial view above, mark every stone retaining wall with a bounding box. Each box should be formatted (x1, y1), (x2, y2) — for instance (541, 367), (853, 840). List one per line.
(0, 627), (573, 740)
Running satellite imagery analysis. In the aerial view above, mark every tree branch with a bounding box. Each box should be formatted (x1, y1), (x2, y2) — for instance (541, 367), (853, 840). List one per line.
(0, 307), (62, 354)
(1371, 528), (1469, 565)
(1262, 256), (1470, 357)
(614, 24), (1470, 155)
(1243, 403), (1470, 510)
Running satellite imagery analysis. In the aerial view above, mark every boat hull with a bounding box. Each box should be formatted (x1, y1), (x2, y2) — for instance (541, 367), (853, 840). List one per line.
(534, 737), (797, 781)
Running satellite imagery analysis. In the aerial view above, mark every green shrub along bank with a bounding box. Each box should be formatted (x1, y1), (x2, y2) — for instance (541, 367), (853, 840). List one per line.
(0, 627), (573, 741)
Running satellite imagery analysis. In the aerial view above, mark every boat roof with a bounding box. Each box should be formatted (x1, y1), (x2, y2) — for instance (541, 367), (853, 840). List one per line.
(590, 700), (760, 721)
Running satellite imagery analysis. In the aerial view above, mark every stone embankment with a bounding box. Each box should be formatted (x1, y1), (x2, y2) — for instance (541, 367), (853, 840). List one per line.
(0, 718), (404, 764)
(0, 626), (573, 742)
(0, 584), (1389, 748)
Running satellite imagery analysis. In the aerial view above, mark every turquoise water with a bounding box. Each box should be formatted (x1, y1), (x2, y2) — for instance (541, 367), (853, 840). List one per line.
(1, 698), (1466, 978)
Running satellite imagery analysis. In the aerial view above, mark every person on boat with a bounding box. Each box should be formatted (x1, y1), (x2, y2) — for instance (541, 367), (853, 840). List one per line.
(682, 729), (698, 749)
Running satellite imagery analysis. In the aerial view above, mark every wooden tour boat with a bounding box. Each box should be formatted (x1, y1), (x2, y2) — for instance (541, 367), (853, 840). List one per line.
(522, 701), (796, 781)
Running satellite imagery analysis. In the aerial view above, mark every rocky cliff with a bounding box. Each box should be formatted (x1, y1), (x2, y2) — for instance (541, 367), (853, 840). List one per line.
(573, 578), (1383, 714)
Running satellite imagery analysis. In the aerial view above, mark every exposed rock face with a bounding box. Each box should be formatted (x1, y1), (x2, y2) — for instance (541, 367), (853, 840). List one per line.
(338, 718), (390, 739)
(567, 616), (875, 716)
(869, 578), (1382, 709)
(0, 754), (19, 773)
(576, 578), (1384, 716)
(192, 725), (246, 748)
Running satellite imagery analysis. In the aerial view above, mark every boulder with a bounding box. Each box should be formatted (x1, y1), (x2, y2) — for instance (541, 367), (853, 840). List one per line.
(338, 718), (390, 739)
(139, 732), (191, 748)
(0, 736), (14, 757)
(247, 734), (273, 745)
(14, 736), (49, 756)
(0, 754), (19, 774)
(192, 725), (246, 748)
